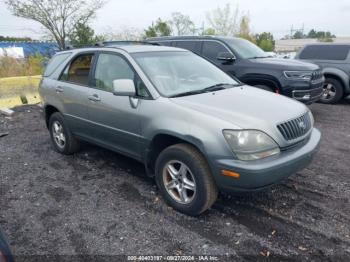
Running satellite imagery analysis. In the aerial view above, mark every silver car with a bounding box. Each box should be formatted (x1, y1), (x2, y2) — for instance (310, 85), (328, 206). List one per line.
(39, 45), (321, 215)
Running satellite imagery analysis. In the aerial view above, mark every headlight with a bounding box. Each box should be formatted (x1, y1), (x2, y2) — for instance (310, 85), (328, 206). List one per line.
(284, 71), (313, 81)
(223, 130), (280, 161)
(308, 110), (315, 127)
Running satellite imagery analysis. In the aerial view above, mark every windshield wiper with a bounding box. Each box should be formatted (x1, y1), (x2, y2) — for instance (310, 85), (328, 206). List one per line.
(202, 83), (231, 92)
(169, 90), (204, 98)
(169, 83), (241, 98)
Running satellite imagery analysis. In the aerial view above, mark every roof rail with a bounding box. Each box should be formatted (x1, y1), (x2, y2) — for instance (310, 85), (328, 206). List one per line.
(63, 40), (160, 50)
(99, 41), (159, 47)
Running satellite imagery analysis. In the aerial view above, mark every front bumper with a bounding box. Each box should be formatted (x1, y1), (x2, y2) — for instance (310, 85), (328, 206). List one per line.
(293, 86), (323, 104)
(212, 128), (321, 192)
(282, 77), (325, 104)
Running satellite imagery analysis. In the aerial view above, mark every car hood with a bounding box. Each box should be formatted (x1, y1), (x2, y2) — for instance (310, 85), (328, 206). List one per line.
(249, 57), (319, 71)
(169, 86), (308, 140)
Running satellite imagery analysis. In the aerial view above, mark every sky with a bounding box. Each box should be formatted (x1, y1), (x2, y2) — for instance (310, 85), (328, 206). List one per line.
(0, 0), (350, 40)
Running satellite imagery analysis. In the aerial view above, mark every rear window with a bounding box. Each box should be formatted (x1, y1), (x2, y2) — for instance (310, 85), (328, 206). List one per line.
(174, 41), (201, 54)
(299, 45), (350, 60)
(44, 52), (71, 77)
(60, 54), (94, 86)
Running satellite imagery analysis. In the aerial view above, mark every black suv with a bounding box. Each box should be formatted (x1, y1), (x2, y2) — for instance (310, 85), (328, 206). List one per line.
(147, 36), (324, 104)
(296, 44), (350, 104)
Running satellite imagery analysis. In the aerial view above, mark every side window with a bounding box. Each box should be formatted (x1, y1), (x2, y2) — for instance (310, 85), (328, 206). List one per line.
(60, 54), (94, 85)
(94, 53), (149, 98)
(299, 45), (350, 60)
(202, 41), (229, 61)
(175, 41), (201, 54)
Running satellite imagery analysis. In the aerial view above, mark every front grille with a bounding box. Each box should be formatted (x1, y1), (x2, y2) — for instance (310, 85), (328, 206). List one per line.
(277, 113), (312, 141)
(311, 70), (323, 81)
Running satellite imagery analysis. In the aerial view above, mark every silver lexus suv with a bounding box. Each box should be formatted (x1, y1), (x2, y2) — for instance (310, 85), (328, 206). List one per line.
(39, 44), (321, 215)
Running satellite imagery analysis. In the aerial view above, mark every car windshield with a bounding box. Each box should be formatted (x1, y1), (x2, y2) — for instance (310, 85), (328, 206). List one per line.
(132, 51), (239, 97)
(225, 38), (269, 59)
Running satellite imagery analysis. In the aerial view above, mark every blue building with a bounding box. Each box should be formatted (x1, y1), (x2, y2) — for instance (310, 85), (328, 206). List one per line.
(0, 41), (59, 57)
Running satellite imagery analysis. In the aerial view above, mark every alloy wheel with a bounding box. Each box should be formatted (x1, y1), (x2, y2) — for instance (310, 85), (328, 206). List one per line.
(52, 121), (66, 149)
(321, 82), (336, 102)
(162, 160), (196, 204)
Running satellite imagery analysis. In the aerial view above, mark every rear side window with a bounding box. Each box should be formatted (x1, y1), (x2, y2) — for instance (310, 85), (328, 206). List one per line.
(60, 54), (94, 86)
(44, 53), (71, 77)
(299, 45), (350, 60)
(175, 41), (201, 54)
(202, 41), (229, 61)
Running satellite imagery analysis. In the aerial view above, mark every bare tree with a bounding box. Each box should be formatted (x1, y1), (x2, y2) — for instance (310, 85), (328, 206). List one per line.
(4, 0), (106, 49)
(169, 12), (195, 36)
(206, 3), (240, 36)
(103, 26), (144, 41)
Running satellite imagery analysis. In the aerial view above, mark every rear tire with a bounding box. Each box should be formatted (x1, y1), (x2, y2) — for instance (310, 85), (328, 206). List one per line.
(320, 78), (344, 104)
(49, 112), (80, 155)
(155, 143), (218, 216)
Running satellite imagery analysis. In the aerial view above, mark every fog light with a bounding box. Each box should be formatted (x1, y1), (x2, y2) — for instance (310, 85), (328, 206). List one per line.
(221, 170), (240, 179)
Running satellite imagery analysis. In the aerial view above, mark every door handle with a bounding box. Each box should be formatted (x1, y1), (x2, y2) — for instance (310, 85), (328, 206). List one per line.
(55, 86), (64, 93)
(88, 94), (101, 102)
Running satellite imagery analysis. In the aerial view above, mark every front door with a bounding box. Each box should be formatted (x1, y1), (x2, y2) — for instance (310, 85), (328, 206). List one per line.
(201, 41), (238, 77)
(86, 52), (149, 159)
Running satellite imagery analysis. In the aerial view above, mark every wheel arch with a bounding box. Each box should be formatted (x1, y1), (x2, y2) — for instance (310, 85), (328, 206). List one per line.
(240, 74), (281, 92)
(44, 105), (60, 128)
(144, 132), (208, 177)
(323, 68), (350, 94)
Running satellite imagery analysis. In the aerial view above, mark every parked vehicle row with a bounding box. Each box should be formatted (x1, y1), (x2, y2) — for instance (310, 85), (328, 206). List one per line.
(39, 44), (321, 215)
(146, 36), (325, 104)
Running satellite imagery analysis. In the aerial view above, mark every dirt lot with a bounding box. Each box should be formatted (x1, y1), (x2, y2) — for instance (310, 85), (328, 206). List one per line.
(1, 100), (350, 261)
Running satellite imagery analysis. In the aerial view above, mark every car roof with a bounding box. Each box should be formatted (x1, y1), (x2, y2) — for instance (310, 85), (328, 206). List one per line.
(303, 43), (350, 47)
(57, 45), (187, 55)
(146, 35), (239, 42)
(115, 45), (184, 53)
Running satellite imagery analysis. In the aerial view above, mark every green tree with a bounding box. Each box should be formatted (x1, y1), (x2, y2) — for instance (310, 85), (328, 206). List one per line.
(0, 35), (32, 41)
(255, 32), (275, 51)
(293, 30), (305, 39)
(201, 28), (216, 35)
(69, 22), (98, 47)
(144, 19), (171, 38)
(238, 15), (255, 43)
(307, 29), (317, 38)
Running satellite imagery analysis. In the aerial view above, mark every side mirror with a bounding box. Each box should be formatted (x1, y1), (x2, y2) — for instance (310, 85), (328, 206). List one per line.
(217, 52), (236, 62)
(113, 79), (136, 97)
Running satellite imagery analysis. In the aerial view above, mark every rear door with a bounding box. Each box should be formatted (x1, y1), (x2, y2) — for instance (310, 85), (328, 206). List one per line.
(86, 51), (150, 159)
(174, 40), (201, 55)
(57, 52), (95, 135)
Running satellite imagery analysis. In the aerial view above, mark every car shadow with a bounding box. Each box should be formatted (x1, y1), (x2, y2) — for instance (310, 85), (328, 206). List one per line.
(339, 96), (350, 105)
(78, 141), (154, 184)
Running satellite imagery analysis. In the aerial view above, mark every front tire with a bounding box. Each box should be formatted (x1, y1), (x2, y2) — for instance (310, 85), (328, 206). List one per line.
(155, 144), (218, 216)
(320, 78), (344, 104)
(49, 112), (80, 155)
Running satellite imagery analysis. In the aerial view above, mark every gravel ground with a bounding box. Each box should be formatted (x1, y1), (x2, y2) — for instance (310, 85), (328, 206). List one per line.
(0, 100), (350, 261)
